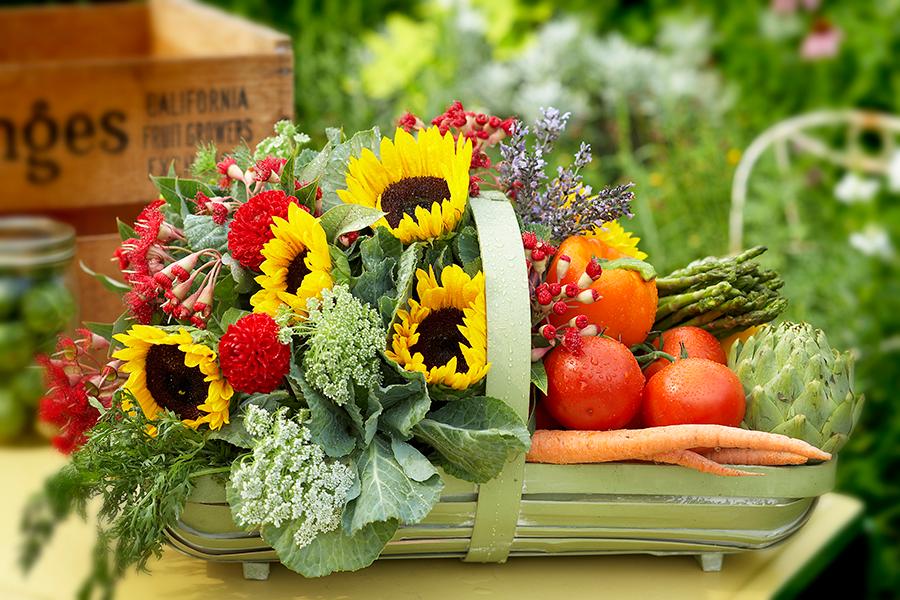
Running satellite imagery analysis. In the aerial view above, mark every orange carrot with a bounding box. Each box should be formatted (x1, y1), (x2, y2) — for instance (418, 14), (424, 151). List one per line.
(699, 448), (808, 466)
(526, 425), (831, 464)
(646, 450), (759, 477)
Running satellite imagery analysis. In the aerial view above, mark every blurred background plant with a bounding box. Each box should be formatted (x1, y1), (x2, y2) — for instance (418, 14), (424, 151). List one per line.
(15, 0), (898, 593)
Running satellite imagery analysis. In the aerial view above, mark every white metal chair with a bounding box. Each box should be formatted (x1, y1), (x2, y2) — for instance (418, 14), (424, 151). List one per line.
(729, 109), (900, 253)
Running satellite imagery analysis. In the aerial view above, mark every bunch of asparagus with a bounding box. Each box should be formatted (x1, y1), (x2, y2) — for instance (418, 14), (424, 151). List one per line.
(655, 246), (787, 338)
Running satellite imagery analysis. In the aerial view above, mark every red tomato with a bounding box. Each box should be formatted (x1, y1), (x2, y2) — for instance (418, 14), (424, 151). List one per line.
(543, 336), (645, 430)
(641, 358), (745, 427)
(643, 326), (727, 381)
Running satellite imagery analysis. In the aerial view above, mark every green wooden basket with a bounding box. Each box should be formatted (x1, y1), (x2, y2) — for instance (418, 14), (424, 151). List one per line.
(164, 196), (836, 579)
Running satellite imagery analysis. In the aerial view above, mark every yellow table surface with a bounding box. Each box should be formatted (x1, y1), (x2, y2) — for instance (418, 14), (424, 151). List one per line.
(1, 447), (864, 600)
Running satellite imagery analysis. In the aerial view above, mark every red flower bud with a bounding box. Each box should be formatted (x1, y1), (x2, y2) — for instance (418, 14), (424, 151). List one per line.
(552, 300), (568, 315)
(548, 283), (562, 297)
(540, 324), (557, 341)
(565, 283), (579, 297)
(537, 290), (553, 305)
(585, 259), (603, 279)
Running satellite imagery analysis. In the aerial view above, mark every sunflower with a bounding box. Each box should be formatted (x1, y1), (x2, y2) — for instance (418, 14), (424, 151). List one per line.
(386, 265), (489, 390)
(337, 126), (473, 244)
(585, 220), (648, 260)
(112, 325), (234, 430)
(251, 201), (333, 318)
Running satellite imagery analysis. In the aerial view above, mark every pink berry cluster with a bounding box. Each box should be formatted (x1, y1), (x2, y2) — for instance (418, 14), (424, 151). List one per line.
(398, 101), (514, 196)
(522, 232), (602, 358)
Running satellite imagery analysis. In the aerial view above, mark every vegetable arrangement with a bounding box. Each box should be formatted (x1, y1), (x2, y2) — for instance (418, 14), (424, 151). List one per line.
(19, 103), (863, 597)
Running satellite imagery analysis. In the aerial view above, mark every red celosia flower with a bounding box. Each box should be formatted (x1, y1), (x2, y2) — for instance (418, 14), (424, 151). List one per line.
(37, 330), (121, 454)
(124, 275), (161, 324)
(218, 313), (291, 393)
(227, 190), (300, 270)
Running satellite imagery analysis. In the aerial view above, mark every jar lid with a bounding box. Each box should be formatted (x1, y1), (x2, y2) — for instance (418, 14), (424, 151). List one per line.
(0, 216), (76, 270)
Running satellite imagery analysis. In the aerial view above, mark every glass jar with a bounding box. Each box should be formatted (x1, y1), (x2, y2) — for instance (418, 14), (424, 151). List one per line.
(0, 216), (77, 443)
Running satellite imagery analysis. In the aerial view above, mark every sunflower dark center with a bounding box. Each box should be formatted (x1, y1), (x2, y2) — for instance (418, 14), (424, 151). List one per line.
(380, 176), (451, 228)
(285, 248), (310, 292)
(410, 307), (469, 371)
(144, 344), (208, 421)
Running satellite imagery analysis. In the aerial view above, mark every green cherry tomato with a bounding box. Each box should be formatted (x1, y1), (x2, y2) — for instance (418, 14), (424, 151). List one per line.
(22, 282), (76, 335)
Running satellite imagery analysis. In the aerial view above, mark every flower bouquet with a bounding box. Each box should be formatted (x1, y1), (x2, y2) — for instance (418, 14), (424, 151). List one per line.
(21, 103), (862, 596)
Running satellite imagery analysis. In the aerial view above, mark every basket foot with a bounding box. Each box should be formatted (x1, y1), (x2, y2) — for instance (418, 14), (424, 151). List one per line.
(242, 562), (271, 580)
(695, 553), (724, 572)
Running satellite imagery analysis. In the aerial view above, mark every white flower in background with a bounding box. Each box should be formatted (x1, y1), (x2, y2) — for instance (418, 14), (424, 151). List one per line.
(230, 406), (354, 548)
(887, 150), (900, 192)
(834, 172), (880, 204)
(849, 225), (894, 260)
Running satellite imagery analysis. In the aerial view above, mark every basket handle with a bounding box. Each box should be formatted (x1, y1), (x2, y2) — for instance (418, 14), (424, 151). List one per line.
(464, 193), (531, 563)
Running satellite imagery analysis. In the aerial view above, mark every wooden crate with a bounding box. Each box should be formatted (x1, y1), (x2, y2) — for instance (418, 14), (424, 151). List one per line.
(0, 0), (294, 321)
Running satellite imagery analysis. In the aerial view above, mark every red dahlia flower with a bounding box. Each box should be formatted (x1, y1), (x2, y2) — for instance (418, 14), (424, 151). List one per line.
(227, 190), (304, 270)
(219, 313), (291, 393)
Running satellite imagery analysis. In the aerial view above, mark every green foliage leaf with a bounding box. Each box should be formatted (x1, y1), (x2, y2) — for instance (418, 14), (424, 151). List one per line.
(385, 243), (423, 325)
(79, 261), (129, 295)
(278, 153), (297, 196)
(209, 392), (288, 449)
(211, 272), (238, 328)
(412, 396), (531, 483)
(319, 204), (386, 244)
(319, 127), (382, 211)
(293, 178), (320, 213)
(262, 518), (398, 578)
(453, 226), (481, 265)
(117, 218), (136, 242)
(353, 258), (396, 310)
(342, 435), (443, 534)
(298, 140), (334, 184)
(183, 214), (229, 254)
(329, 246), (354, 287)
(390, 437), (438, 483)
(360, 227), (403, 270)
(373, 374), (431, 439)
(218, 307), (249, 331)
(223, 255), (256, 294)
(288, 366), (356, 458)
(151, 176), (215, 228)
(530, 360), (548, 395)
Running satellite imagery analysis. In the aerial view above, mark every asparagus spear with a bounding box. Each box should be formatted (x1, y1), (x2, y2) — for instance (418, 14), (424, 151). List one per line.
(655, 281), (735, 319)
(663, 246), (767, 279)
(705, 298), (789, 338)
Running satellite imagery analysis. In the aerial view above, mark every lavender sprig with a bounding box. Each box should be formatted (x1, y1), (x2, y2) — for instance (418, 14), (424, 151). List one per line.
(501, 107), (634, 242)
(548, 183), (635, 240)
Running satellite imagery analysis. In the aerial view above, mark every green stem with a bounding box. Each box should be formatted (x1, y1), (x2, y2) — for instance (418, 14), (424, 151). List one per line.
(189, 466), (232, 480)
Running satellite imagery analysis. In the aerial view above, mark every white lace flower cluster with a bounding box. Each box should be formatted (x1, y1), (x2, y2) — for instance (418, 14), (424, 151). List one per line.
(299, 285), (385, 405)
(231, 405), (354, 548)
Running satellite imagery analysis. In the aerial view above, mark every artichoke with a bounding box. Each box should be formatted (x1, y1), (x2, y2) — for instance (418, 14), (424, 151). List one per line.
(728, 321), (863, 454)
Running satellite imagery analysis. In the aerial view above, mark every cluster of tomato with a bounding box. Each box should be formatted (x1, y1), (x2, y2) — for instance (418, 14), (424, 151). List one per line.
(535, 236), (746, 432)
